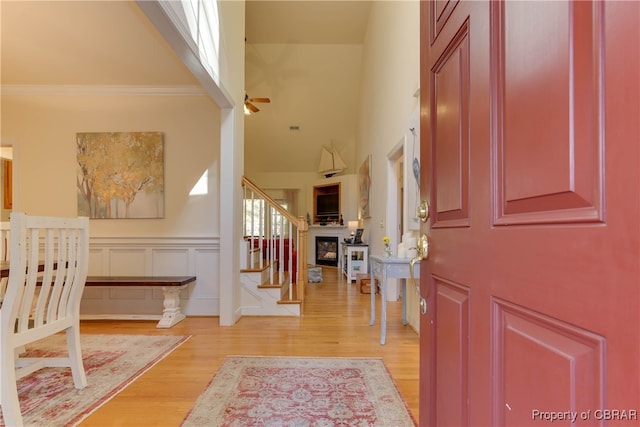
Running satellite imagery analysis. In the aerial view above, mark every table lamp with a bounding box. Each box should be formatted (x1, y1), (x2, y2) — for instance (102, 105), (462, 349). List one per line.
(347, 220), (359, 243)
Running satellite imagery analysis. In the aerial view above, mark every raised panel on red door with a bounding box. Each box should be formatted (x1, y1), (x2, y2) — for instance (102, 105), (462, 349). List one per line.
(419, 1), (639, 426)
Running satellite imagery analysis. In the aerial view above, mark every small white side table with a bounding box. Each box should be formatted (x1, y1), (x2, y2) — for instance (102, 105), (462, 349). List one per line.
(369, 255), (420, 344)
(341, 243), (369, 281)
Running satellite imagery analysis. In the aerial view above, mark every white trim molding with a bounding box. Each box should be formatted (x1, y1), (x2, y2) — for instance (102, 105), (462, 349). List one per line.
(1, 85), (207, 97)
(83, 236), (220, 318)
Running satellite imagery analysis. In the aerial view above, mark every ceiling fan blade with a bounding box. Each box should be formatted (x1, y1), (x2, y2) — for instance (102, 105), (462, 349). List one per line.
(246, 102), (260, 113)
(249, 97), (270, 103)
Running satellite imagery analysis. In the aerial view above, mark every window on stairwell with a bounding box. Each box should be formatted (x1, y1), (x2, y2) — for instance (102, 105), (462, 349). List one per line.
(164, 0), (220, 84)
(182, 0), (220, 83)
(243, 199), (289, 237)
(270, 202), (290, 238)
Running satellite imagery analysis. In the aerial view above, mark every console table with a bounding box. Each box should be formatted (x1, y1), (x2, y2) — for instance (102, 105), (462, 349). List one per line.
(369, 255), (420, 344)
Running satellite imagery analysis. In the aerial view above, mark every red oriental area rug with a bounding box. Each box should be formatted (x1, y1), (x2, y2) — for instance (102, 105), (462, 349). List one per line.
(0, 334), (190, 427)
(181, 356), (417, 427)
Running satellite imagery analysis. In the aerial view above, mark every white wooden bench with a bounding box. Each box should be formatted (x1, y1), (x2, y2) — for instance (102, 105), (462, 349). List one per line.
(83, 276), (196, 328)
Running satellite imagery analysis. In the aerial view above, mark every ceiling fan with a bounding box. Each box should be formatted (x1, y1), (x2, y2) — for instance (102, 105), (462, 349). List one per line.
(244, 94), (270, 114)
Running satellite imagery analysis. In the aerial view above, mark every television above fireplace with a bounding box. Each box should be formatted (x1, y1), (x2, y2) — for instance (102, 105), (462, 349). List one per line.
(313, 183), (340, 223)
(316, 193), (339, 216)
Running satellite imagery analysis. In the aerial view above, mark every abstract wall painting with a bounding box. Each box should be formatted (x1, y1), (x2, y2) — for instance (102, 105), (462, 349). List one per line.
(77, 132), (164, 219)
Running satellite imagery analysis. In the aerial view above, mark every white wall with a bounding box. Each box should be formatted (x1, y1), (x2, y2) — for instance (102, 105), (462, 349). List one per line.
(2, 92), (219, 234)
(0, 1), (422, 325)
(1, 89), (222, 316)
(0, 0), (248, 322)
(249, 171), (358, 225)
(356, 0), (421, 332)
(216, 0), (246, 325)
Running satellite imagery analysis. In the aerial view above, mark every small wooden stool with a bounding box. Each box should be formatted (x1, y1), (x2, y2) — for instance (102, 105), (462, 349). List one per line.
(356, 273), (378, 294)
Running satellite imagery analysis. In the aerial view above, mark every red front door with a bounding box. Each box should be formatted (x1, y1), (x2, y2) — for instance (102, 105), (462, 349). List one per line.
(419, 1), (639, 425)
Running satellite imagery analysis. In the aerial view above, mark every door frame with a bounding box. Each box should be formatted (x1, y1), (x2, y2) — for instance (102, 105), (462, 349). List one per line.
(385, 139), (404, 301)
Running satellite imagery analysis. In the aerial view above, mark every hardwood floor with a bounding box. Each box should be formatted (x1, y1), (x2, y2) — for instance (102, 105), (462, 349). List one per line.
(78, 266), (420, 426)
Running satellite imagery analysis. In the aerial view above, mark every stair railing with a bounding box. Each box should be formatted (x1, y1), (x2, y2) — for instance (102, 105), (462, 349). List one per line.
(242, 176), (308, 305)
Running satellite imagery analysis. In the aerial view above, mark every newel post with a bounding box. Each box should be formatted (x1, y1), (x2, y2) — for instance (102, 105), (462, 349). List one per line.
(297, 216), (308, 308)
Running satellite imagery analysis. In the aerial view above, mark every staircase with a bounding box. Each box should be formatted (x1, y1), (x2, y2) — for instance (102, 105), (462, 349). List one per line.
(240, 176), (308, 316)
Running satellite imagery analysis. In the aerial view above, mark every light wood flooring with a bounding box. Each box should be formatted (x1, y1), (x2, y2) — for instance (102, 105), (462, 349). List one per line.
(78, 266), (420, 426)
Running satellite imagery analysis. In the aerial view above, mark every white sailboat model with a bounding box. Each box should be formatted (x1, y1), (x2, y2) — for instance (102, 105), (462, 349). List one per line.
(318, 146), (346, 178)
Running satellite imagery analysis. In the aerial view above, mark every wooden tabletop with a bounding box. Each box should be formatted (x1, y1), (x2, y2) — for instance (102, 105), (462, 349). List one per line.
(0, 260), (7, 278)
(1, 261), (62, 278)
(85, 276), (196, 287)
(1, 266), (196, 288)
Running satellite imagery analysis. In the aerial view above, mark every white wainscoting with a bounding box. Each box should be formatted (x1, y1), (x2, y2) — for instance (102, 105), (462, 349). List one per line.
(81, 237), (219, 318)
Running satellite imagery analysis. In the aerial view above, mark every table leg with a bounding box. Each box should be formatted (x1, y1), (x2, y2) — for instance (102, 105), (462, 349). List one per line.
(402, 278), (407, 325)
(369, 270), (376, 326)
(157, 285), (187, 328)
(381, 268), (387, 345)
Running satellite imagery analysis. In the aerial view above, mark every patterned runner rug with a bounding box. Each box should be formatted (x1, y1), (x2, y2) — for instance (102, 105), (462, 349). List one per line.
(182, 356), (417, 427)
(0, 333), (190, 426)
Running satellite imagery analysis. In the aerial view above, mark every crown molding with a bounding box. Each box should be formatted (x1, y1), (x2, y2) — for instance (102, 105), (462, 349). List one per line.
(0, 85), (207, 96)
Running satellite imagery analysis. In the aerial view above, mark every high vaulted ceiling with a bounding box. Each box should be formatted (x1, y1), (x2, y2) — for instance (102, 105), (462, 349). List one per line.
(1, 0), (372, 175)
(244, 1), (371, 175)
(0, 1), (196, 86)
(245, 1), (371, 45)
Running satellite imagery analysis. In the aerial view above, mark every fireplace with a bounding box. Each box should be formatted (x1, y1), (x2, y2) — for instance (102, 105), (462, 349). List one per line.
(315, 236), (339, 266)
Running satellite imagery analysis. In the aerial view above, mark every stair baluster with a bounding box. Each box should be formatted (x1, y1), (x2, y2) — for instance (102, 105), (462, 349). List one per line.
(241, 176), (308, 315)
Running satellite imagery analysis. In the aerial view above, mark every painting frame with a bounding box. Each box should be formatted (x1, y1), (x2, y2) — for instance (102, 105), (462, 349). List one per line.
(353, 228), (364, 244)
(358, 155), (372, 219)
(76, 131), (165, 219)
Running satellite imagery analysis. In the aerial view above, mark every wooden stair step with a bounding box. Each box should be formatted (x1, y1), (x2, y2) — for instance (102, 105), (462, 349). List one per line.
(240, 260), (277, 273)
(277, 299), (302, 305)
